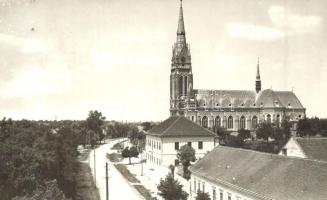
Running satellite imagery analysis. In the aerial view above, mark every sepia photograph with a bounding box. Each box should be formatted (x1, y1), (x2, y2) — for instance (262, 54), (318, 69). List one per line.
(0, 0), (327, 199)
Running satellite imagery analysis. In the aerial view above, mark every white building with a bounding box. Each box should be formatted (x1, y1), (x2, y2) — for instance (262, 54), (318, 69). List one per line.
(190, 146), (327, 200)
(145, 116), (216, 167)
(279, 137), (327, 162)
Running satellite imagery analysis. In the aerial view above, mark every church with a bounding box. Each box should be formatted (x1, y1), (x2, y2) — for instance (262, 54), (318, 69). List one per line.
(169, 1), (306, 132)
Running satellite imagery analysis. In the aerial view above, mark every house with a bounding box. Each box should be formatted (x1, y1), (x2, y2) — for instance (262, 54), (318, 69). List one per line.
(145, 116), (216, 167)
(189, 146), (327, 200)
(279, 137), (327, 162)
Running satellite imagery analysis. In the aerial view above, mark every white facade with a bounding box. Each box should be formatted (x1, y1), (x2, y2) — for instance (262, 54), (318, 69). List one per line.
(190, 175), (255, 200)
(278, 137), (306, 158)
(145, 135), (215, 167)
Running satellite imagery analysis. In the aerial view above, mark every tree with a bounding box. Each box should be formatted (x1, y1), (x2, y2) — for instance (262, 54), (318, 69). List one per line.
(195, 190), (211, 200)
(157, 173), (188, 200)
(177, 144), (196, 180)
(236, 129), (251, 146)
(86, 110), (106, 144)
(256, 122), (273, 144)
(121, 146), (139, 164)
(141, 122), (153, 132)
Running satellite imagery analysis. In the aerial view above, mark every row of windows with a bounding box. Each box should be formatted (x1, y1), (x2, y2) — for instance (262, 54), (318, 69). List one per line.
(198, 114), (287, 129)
(198, 102), (294, 108)
(193, 178), (245, 200)
(146, 153), (161, 165)
(146, 139), (161, 150)
(174, 141), (203, 150)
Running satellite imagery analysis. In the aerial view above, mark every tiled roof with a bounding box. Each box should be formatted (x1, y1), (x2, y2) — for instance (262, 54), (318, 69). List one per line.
(147, 116), (216, 138)
(190, 146), (327, 200)
(193, 89), (304, 109)
(194, 89), (256, 107)
(296, 137), (327, 162)
(274, 91), (304, 109)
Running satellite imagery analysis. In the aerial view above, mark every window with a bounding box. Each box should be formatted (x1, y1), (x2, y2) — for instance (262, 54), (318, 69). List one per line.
(252, 116), (258, 129)
(282, 148), (287, 156)
(194, 179), (196, 191)
(198, 141), (203, 150)
(219, 189), (223, 200)
(215, 116), (221, 128)
(202, 116), (208, 128)
(179, 76), (183, 97)
(202, 182), (205, 191)
(228, 193), (232, 200)
(276, 114), (281, 127)
(228, 116), (233, 129)
(174, 159), (179, 166)
(267, 114), (271, 124)
(216, 103), (219, 106)
(198, 182), (201, 192)
(175, 142), (179, 150)
(192, 116), (194, 122)
(188, 142), (192, 147)
(240, 116), (246, 129)
(212, 187), (217, 200)
(184, 76), (188, 96)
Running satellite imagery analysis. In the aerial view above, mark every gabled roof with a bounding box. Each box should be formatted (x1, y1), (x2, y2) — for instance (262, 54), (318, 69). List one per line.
(147, 116), (216, 138)
(190, 146), (327, 200)
(295, 137), (327, 162)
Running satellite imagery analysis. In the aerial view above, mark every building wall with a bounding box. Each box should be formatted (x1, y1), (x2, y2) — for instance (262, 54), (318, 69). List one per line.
(278, 137), (306, 158)
(190, 174), (255, 200)
(145, 135), (215, 167)
(183, 108), (305, 132)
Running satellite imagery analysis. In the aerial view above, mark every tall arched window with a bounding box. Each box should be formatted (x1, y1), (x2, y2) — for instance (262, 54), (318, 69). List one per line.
(252, 116), (258, 129)
(202, 116), (208, 128)
(179, 76), (183, 97)
(240, 116), (246, 129)
(267, 114), (271, 124)
(227, 116), (233, 129)
(215, 116), (221, 127)
(184, 76), (188, 95)
(276, 114), (280, 127)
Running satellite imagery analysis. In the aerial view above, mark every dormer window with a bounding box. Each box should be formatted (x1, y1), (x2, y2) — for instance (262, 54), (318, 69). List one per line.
(229, 103), (232, 107)
(288, 103), (291, 108)
(253, 103), (256, 106)
(275, 101), (279, 107)
(203, 103), (206, 107)
(216, 103), (219, 106)
(260, 102), (263, 107)
(241, 103), (244, 107)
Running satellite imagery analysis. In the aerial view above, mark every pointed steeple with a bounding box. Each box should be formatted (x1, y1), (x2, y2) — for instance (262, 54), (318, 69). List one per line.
(256, 57), (262, 93)
(177, 0), (185, 35)
(256, 57), (261, 80)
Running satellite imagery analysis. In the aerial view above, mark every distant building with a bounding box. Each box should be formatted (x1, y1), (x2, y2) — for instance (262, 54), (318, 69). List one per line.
(279, 137), (327, 162)
(145, 116), (216, 167)
(190, 146), (327, 200)
(169, 1), (305, 132)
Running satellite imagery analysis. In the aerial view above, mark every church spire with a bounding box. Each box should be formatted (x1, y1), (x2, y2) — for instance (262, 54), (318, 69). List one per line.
(256, 57), (262, 93)
(177, 0), (185, 35)
(256, 57), (260, 80)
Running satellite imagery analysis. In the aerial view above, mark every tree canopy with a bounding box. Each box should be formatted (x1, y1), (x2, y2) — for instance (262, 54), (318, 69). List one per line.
(177, 144), (196, 180)
(157, 173), (188, 200)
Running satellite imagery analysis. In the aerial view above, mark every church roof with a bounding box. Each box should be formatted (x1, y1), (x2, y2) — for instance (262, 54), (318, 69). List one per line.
(190, 146), (327, 200)
(147, 116), (216, 138)
(295, 137), (327, 162)
(195, 89), (256, 107)
(194, 89), (304, 109)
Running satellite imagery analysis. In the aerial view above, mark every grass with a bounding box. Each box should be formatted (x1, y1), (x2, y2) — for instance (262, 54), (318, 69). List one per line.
(115, 164), (140, 183)
(74, 162), (100, 200)
(133, 185), (153, 200)
(107, 153), (122, 162)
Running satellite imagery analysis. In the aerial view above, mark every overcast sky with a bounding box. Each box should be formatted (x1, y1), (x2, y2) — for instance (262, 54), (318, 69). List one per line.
(0, 0), (326, 121)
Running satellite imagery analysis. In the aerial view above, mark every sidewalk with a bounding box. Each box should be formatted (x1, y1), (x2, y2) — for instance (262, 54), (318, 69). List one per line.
(88, 139), (143, 200)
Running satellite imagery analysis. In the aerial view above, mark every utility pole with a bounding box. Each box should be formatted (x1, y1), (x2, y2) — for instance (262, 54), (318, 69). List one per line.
(106, 162), (109, 200)
(94, 147), (96, 187)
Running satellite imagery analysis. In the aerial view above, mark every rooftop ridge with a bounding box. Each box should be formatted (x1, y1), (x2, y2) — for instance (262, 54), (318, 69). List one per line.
(161, 116), (181, 136)
(214, 145), (327, 165)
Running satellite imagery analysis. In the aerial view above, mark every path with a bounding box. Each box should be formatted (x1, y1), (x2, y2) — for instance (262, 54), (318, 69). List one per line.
(88, 139), (143, 200)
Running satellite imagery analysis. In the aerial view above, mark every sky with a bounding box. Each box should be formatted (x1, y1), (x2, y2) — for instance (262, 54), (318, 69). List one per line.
(0, 0), (326, 121)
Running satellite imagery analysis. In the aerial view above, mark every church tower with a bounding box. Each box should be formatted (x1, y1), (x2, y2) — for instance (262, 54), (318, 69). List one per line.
(170, 0), (193, 116)
(256, 58), (261, 93)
